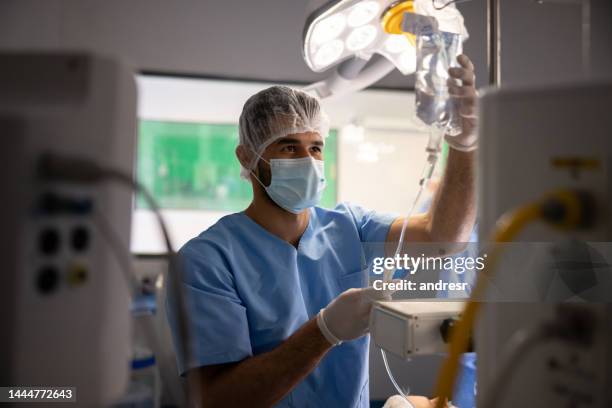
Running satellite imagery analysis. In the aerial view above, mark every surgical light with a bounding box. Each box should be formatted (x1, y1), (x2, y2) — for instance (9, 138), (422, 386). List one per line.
(347, 1), (381, 27)
(311, 13), (347, 46)
(346, 24), (378, 51)
(303, 0), (418, 75)
(314, 40), (346, 68)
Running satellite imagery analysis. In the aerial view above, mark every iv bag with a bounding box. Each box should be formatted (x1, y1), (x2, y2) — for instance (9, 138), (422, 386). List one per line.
(415, 30), (463, 136)
(409, 0), (468, 136)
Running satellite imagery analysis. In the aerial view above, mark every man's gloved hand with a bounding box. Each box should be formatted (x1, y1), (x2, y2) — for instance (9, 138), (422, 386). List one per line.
(384, 395), (450, 408)
(316, 285), (396, 346)
(446, 54), (478, 152)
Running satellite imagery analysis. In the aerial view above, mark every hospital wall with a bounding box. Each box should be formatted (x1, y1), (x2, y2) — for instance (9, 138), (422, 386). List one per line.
(500, 0), (612, 86)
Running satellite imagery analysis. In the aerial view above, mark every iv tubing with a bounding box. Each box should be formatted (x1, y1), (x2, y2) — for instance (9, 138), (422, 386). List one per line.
(383, 128), (443, 283)
(380, 128), (444, 406)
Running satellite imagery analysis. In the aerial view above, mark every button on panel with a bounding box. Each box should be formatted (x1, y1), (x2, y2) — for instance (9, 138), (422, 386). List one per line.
(71, 226), (90, 252)
(37, 266), (59, 294)
(39, 228), (61, 255)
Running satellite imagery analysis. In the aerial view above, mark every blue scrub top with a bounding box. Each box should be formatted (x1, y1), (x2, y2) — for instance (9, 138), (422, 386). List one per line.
(166, 202), (396, 408)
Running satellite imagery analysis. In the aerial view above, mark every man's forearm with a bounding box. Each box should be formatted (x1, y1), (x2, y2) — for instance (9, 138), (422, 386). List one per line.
(427, 147), (476, 243)
(194, 318), (332, 408)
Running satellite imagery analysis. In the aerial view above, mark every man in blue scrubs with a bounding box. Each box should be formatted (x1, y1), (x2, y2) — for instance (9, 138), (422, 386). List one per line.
(167, 55), (478, 408)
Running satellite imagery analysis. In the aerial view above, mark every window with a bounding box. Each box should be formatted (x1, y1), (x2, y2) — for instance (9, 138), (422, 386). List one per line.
(137, 120), (338, 211)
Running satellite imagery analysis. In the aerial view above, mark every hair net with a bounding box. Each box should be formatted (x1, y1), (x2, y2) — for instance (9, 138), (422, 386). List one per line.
(238, 85), (330, 179)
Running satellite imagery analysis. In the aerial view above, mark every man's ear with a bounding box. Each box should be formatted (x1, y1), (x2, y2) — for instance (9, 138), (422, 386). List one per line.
(236, 145), (252, 170)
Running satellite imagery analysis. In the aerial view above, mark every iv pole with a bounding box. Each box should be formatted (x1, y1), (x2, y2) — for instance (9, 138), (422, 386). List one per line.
(487, 0), (501, 86)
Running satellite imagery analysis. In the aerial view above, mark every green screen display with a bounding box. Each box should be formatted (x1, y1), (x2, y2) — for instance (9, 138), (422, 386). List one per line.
(137, 120), (338, 211)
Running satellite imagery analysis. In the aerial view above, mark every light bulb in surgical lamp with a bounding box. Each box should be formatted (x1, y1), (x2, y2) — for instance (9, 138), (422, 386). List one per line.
(346, 25), (378, 52)
(311, 14), (347, 47)
(347, 1), (380, 27)
(384, 35), (411, 54)
(314, 40), (345, 68)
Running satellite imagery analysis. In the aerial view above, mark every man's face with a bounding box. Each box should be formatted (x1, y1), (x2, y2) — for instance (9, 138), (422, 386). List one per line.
(256, 131), (324, 186)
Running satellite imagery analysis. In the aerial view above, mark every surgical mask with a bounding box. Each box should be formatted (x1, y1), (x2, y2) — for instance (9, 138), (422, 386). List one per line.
(251, 156), (326, 214)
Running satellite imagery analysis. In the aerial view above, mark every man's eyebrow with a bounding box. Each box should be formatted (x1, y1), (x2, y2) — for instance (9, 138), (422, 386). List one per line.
(275, 137), (325, 146)
(275, 137), (301, 145)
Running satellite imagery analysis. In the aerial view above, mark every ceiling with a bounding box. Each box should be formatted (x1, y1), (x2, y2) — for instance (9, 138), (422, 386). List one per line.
(0, 0), (489, 90)
(2, 0), (610, 90)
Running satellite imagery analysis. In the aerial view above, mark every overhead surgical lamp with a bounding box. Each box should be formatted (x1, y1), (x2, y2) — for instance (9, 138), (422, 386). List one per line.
(302, 0), (419, 98)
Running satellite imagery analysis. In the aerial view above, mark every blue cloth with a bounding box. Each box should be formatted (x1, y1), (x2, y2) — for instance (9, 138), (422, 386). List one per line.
(166, 203), (396, 408)
(453, 353), (477, 408)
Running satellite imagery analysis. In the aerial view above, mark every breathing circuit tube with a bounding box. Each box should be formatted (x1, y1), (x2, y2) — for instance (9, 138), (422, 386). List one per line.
(380, 128), (445, 406)
(432, 189), (595, 408)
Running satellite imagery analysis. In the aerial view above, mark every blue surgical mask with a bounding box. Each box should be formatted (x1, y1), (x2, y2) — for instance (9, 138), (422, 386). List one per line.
(252, 156), (326, 214)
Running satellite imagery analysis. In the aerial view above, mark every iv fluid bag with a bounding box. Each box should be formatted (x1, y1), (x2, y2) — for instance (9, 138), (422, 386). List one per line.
(415, 31), (463, 136)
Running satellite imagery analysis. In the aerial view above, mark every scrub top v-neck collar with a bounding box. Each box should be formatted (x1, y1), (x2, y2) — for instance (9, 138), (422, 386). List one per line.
(238, 208), (315, 253)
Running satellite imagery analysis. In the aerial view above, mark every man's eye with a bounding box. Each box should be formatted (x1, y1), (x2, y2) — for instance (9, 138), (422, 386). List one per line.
(282, 145), (297, 152)
(311, 146), (322, 153)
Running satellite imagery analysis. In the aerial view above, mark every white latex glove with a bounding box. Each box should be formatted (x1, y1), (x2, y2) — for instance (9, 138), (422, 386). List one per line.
(384, 395), (450, 408)
(446, 54), (478, 152)
(384, 395), (415, 408)
(316, 285), (396, 346)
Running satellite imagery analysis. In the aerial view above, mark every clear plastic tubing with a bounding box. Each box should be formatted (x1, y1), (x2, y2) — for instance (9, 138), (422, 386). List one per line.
(383, 128), (442, 283)
(380, 128), (444, 407)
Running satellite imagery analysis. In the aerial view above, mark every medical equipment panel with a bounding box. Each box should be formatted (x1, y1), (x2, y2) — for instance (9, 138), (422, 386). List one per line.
(477, 82), (612, 407)
(371, 300), (465, 359)
(0, 53), (136, 406)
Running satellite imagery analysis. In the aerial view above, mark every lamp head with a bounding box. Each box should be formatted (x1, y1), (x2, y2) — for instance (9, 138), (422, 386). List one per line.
(302, 0), (418, 75)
